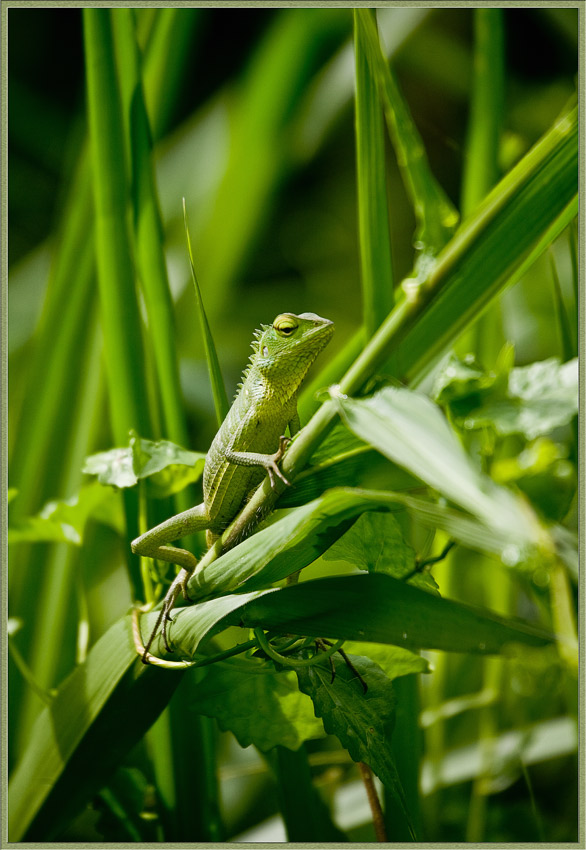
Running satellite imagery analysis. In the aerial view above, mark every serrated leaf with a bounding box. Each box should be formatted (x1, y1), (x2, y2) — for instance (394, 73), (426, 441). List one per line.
(190, 661), (324, 752)
(8, 482), (123, 546)
(323, 511), (439, 595)
(83, 435), (205, 494)
(324, 511), (413, 574)
(296, 653), (414, 836)
(465, 357), (578, 439)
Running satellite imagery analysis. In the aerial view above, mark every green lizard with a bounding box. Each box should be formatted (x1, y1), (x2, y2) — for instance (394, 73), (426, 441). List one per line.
(132, 312), (334, 664)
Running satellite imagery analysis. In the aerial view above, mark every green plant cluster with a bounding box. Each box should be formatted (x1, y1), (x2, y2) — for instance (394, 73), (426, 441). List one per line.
(7, 6), (579, 843)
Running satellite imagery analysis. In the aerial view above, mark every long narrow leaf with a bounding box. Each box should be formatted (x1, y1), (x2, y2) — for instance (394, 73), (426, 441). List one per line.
(356, 9), (459, 261)
(184, 200), (229, 425)
(168, 573), (554, 660)
(353, 9), (394, 334)
(461, 9), (505, 216)
(113, 9), (188, 446)
(84, 8), (151, 442)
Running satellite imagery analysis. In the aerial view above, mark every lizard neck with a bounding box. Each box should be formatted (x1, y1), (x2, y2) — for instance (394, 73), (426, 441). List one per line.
(241, 362), (308, 409)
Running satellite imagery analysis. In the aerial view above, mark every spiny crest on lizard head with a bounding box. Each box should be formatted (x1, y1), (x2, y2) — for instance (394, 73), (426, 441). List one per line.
(236, 313), (334, 392)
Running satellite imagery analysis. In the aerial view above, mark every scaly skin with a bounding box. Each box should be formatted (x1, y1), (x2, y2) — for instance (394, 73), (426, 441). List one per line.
(132, 312), (334, 663)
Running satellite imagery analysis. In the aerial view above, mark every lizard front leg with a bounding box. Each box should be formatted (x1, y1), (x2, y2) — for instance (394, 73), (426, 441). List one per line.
(225, 434), (292, 489)
(131, 503), (210, 659)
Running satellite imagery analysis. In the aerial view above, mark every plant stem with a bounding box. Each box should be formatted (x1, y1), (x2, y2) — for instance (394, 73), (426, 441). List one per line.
(359, 761), (387, 842)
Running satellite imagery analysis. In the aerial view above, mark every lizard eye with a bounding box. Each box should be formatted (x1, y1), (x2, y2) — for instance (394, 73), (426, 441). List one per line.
(273, 314), (299, 336)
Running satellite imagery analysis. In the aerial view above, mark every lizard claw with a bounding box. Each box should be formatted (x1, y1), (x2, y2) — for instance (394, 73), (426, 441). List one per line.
(267, 435), (292, 490)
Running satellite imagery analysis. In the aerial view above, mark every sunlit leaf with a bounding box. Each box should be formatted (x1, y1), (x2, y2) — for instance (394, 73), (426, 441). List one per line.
(8, 482), (123, 546)
(83, 435), (205, 495)
(166, 573), (554, 660)
(323, 511), (439, 594)
(335, 385), (541, 547)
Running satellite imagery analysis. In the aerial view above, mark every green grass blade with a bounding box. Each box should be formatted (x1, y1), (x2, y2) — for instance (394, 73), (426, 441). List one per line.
(83, 8), (151, 442)
(355, 9), (459, 262)
(8, 617), (183, 842)
(457, 8), (506, 364)
(550, 251), (575, 362)
(8, 155), (95, 521)
(141, 9), (200, 140)
(9, 315), (103, 762)
(353, 9), (394, 335)
(460, 9), (505, 216)
(112, 9), (188, 446)
(184, 200), (229, 425)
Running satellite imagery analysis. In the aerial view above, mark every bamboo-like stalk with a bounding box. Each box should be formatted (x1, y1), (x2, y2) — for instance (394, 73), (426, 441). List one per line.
(185, 107), (577, 594)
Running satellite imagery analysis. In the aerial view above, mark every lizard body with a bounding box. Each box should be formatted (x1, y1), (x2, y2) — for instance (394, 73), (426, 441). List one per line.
(132, 312), (334, 662)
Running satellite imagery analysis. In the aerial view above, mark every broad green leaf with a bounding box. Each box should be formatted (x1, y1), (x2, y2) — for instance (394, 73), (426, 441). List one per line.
(325, 511), (414, 574)
(296, 653), (414, 836)
(83, 447), (136, 489)
(432, 345), (514, 415)
(186, 486), (472, 603)
(335, 385), (541, 547)
(186, 486), (547, 608)
(169, 573), (553, 660)
(323, 511), (439, 594)
(465, 357), (578, 439)
(186, 489), (366, 601)
(189, 661), (325, 752)
(8, 482), (123, 546)
(83, 435), (206, 495)
(8, 568), (554, 842)
(343, 641), (429, 679)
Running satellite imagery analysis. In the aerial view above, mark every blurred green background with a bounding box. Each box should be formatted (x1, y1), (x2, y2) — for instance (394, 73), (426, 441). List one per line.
(7, 6), (579, 843)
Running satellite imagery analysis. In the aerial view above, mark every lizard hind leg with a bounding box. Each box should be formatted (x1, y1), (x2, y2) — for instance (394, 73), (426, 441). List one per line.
(130, 503), (210, 662)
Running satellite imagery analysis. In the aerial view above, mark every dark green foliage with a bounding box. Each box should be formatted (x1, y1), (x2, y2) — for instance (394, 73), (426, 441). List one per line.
(8, 6), (578, 844)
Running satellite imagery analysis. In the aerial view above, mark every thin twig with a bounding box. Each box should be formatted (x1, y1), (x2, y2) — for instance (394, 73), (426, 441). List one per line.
(358, 761), (387, 842)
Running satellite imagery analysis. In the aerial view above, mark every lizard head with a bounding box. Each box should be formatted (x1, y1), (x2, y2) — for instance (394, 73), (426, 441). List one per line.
(253, 312), (334, 386)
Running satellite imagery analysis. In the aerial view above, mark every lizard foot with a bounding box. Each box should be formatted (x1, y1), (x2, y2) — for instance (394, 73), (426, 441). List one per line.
(267, 435), (292, 489)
